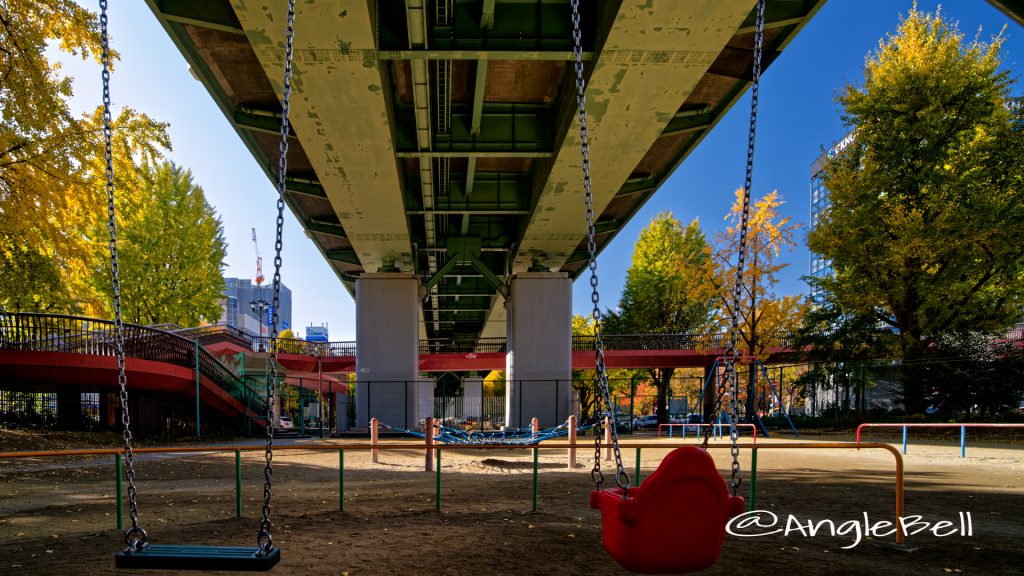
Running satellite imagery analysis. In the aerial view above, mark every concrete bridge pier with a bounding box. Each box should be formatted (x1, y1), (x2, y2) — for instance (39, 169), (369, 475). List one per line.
(504, 272), (572, 429)
(355, 273), (424, 430)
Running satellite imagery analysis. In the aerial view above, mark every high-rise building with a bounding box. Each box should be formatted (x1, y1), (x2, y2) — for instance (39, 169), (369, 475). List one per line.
(808, 134), (854, 299)
(219, 277), (292, 336)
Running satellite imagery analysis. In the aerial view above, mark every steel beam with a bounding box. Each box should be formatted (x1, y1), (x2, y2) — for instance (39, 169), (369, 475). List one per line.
(736, 1), (813, 34)
(407, 209), (529, 216)
(154, 0), (243, 34)
(378, 50), (590, 61)
(233, 108), (295, 137)
(325, 249), (360, 265)
(306, 220), (347, 237)
(286, 178), (327, 198)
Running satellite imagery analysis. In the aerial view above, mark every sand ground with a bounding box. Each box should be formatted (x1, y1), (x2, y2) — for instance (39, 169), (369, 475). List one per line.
(0, 430), (1021, 575)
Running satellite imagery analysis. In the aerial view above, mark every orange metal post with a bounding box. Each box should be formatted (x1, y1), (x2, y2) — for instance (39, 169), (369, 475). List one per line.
(370, 417), (379, 463)
(567, 415), (577, 468)
(604, 416), (612, 461)
(425, 416), (434, 472)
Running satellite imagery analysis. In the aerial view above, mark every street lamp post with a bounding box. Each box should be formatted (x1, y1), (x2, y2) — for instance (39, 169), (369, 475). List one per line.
(249, 297), (269, 351)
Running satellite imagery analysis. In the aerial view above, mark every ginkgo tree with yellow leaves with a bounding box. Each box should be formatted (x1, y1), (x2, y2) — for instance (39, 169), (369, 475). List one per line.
(0, 2), (227, 326)
(711, 190), (806, 421)
(808, 7), (1024, 414)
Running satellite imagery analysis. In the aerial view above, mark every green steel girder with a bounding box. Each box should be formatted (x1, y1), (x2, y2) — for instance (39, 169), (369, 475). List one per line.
(661, 112), (714, 138)
(422, 236), (506, 296)
(480, 0), (497, 29)
(408, 209), (530, 215)
(430, 0), (584, 52)
(395, 150), (551, 158)
(325, 249), (360, 265)
(394, 104), (553, 155)
(616, 175), (658, 197)
(233, 108), (295, 137)
(986, 0), (1024, 26)
(153, 0), (243, 34)
(286, 178), (327, 198)
(305, 219), (347, 238)
(405, 172), (527, 205)
(737, 0), (818, 34)
(593, 219), (622, 235)
(379, 50), (590, 61)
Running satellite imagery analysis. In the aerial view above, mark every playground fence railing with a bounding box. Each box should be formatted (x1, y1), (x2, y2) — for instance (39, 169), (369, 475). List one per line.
(0, 441), (905, 544)
(855, 422), (1024, 457)
(657, 422), (757, 443)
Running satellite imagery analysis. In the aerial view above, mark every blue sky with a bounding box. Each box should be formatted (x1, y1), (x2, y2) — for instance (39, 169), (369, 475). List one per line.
(52, 1), (1022, 340)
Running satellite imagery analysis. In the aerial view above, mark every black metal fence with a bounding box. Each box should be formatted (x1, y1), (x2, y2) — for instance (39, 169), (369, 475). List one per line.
(0, 313), (267, 422)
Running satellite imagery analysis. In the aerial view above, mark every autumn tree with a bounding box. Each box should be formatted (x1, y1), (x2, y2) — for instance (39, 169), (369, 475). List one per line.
(711, 190), (805, 421)
(604, 212), (716, 425)
(807, 7), (1024, 413)
(106, 162), (227, 326)
(0, 2), (168, 314)
(572, 314), (636, 424)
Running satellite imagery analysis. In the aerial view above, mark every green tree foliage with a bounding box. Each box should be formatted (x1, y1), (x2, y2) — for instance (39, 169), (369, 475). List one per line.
(0, 2), (169, 315)
(712, 190), (805, 420)
(920, 332), (1024, 418)
(572, 314), (636, 424)
(605, 212), (715, 425)
(105, 162), (227, 326)
(807, 7), (1024, 413)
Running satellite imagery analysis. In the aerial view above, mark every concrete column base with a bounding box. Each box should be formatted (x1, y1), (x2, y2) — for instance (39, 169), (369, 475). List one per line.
(505, 272), (572, 428)
(355, 273), (420, 429)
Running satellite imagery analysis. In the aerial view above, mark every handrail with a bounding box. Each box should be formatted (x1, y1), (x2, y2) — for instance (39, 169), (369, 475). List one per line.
(856, 422), (1024, 457)
(0, 312), (266, 420)
(0, 441), (905, 545)
(658, 422), (757, 443)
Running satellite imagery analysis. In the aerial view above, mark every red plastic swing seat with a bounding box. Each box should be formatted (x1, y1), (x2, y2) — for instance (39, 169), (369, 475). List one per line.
(590, 446), (744, 574)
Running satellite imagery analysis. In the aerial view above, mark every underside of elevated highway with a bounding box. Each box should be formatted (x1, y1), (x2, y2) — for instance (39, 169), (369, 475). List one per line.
(146, 0), (825, 344)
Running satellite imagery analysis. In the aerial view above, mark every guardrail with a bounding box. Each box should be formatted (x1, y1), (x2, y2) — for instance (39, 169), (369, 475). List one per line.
(0, 441), (905, 544)
(855, 423), (1024, 457)
(657, 422), (758, 443)
(0, 313), (267, 421)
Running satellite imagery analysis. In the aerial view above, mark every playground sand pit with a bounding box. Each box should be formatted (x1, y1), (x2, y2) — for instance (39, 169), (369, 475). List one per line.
(0, 435), (1022, 575)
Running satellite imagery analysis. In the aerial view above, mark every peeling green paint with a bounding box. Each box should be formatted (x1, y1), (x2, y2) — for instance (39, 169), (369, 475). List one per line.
(587, 96), (610, 123)
(607, 68), (627, 94)
(246, 29), (272, 48)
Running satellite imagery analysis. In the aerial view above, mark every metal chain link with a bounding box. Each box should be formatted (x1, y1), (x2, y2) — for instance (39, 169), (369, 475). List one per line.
(570, 0), (629, 495)
(700, 0), (765, 496)
(257, 0), (296, 556)
(99, 0), (147, 552)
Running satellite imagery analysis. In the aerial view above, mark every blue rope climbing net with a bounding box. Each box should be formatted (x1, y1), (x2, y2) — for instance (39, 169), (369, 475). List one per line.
(380, 421), (595, 445)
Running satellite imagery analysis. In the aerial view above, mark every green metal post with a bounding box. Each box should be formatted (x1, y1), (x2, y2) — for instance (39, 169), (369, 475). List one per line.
(749, 448), (758, 511)
(241, 351), (249, 436)
(532, 447), (539, 512)
(435, 448), (442, 511)
(339, 449), (345, 511)
(635, 447), (642, 486)
(194, 338), (201, 440)
(115, 453), (123, 530)
(235, 449), (242, 518)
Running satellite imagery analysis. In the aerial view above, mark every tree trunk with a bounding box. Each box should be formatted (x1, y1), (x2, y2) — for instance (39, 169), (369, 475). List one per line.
(654, 368), (674, 424)
(901, 339), (929, 415)
(744, 364), (757, 423)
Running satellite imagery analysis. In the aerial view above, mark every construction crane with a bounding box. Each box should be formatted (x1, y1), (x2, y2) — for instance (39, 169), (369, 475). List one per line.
(251, 227), (264, 286)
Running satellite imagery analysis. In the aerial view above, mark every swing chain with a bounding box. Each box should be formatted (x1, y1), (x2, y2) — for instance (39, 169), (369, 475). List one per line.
(701, 0), (765, 496)
(571, 0), (629, 494)
(99, 0), (147, 552)
(258, 0), (295, 556)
